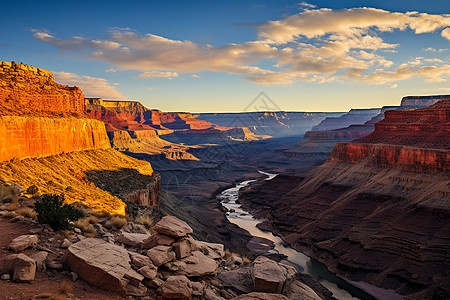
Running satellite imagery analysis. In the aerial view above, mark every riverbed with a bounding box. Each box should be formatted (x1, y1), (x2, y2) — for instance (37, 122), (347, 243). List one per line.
(218, 171), (375, 300)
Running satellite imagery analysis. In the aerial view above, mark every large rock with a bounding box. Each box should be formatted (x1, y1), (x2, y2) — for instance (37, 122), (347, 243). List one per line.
(29, 251), (48, 271)
(173, 238), (193, 259)
(232, 292), (289, 300)
(283, 280), (322, 300)
(160, 275), (192, 299)
(146, 245), (175, 266)
(218, 266), (253, 294)
(195, 241), (224, 259)
(177, 251), (218, 277)
(129, 251), (155, 269)
(9, 235), (38, 253)
(63, 238), (143, 295)
(118, 232), (149, 247)
(153, 216), (193, 237)
(0, 253), (36, 282)
(141, 233), (175, 249)
(252, 256), (294, 293)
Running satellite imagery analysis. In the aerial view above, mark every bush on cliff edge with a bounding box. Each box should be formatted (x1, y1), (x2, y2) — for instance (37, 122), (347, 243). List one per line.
(35, 194), (83, 230)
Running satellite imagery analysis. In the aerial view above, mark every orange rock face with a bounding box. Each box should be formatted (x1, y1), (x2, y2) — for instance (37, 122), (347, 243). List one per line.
(0, 116), (110, 162)
(329, 99), (450, 172)
(86, 98), (217, 131)
(0, 62), (110, 162)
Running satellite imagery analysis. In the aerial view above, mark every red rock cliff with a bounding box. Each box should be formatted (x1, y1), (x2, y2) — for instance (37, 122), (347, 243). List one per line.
(0, 62), (110, 162)
(329, 99), (450, 172)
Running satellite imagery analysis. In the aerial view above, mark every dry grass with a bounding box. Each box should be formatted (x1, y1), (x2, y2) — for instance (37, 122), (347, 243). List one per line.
(6, 201), (19, 211)
(74, 218), (96, 234)
(0, 149), (155, 215)
(86, 215), (99, 224)
(59, 280), (73, 295)
(223, 249), (240, 260)
(17, 207), (37, 219)
(242, 257), (251, 265)
(3, 211), (17, 219)
(110, 215), (127, 229)
(135, 214), (154, 229)
(0, 185), (19, 202)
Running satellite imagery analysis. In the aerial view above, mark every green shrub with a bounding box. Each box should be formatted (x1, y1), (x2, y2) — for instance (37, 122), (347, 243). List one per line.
(26, 185), (39, 195)
(35, 194), (84, 230)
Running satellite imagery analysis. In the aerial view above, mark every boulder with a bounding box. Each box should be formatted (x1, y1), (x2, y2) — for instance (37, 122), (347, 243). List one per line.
(224, 256), (243, 269)
(141, 233), (175, 249)
(138, 265), (157, 280)
(143, 277), (164, 289)
(61, 239), (72, 248)
(129, 251), (154, 269)
(63, 238), (141, 295)
(252, 256), (293, 293)
(218, 266), (253, 294)
(9, 235), (38, 253)
(195, 241), (224, 259)
(173, 238), (193, 259)
(29, 251), (48, 271)
(191, 281), (204, 296)
(160, 275), (192, 299)
(232, 292), (289, 300)
(283, 280), (322, 300)
(164, 260), (187, 272)
(118, 232), (149, 247)
(204, 288), (226, 300)
(153, 216), (193, 237)
(177, 251), (218, 277)
(146, 245), (175, 266)
(0, 253), (36, 282)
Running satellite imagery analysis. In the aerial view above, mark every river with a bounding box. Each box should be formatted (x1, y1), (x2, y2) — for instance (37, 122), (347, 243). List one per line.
(218, 171), (377, 300)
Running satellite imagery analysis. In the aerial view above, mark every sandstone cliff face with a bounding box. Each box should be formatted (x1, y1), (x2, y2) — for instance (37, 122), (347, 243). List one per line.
(400, 94), (450, 107)
(0, 61), (85, 117)
(86, 98), (216, 131)
(0, 63), (111, 162)
(0, 116), (110, 162)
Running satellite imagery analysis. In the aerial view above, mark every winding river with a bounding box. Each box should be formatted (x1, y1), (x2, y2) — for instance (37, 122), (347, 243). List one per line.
(218, 171), (377, 300)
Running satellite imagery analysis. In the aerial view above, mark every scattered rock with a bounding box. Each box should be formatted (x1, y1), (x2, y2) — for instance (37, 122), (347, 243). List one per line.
(63, 238), (140, 295)
(153, 216), (193, 237)
(70, 271), (78, 281)
(29, 251), (48, 271)
(143, 277), (164, 289)
(191, 281), (204, 296)
(164, 260), (187, 272)
(146, 245), (175, 266)
(8, 235), (38, 253)
(1, 274), (11, 280)
(74, 227), (82, 234)
(61, 238), (72, 248)
(0, 253), (36, 282)
(160, 275), (192, 299)
(224, 256), (243, 269)
(118, 232), (149, 247)
(29, 227), (43, 234)
(47, 259), (63, 270)
(232, 292), (289, 300)
(283, 280), (322, 300)
(141, 233), (175, 249)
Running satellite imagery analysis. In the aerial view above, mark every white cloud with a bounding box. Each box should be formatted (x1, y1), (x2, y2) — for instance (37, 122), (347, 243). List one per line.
(441, 27), (450, 40)
(105, 68), (117, 73)
(191, 74), (200, 78)
(33, 7), (450, 86)
(297, 2), (316, 9)
(54, 72), (125, 99)
(139, 71), (179, 79)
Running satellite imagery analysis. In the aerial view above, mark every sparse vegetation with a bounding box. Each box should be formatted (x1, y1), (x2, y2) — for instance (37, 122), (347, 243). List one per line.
(110, 215), (128, 229)
(224, 249), (240, 260)
(0, 184), (19, 203)
(74, 218), (96, 234)
(35, 194), (84, 230)
(242, 257), (251, 265)
(17, 207), (37, 218)
(6, 201), (19, 211)
(135, 214), (154, 229)
(200, 246), (210, 255)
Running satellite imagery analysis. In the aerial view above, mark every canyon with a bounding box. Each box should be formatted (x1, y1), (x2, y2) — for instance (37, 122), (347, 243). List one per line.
(239, 98), (450, 299)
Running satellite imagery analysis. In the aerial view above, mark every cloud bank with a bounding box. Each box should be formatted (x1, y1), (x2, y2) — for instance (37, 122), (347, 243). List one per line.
(35, 7), (450, 86)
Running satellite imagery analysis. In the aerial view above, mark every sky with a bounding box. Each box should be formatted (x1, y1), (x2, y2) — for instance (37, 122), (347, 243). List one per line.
(1, 0), (450, 113)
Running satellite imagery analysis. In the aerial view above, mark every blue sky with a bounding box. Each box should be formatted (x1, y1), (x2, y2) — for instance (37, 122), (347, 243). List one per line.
(1, 0), (450, 112)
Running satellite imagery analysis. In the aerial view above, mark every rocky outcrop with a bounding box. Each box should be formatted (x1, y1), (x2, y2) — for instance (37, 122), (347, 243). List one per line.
(330, 99), (450, 173)
(311, 108), (380, 132)
(0, 62), (110, 162)
(400, 94), (450, 107)
(0, 61), (85, 117)
(126, 172), (161, 207)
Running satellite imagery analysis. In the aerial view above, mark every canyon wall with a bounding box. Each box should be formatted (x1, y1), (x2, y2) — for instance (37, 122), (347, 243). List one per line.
(401, 94), (450, 107)
(0, 62), (110, 162)
(330, 99), (450, 172)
